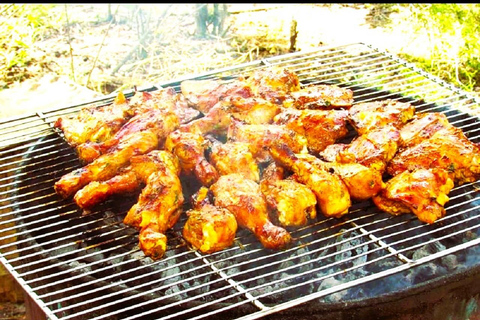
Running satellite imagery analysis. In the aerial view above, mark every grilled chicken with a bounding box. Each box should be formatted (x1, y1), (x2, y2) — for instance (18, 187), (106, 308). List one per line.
(74, 150), (181, 210)
(181, 78), (254, 114)
(183, 187), (238, 254)
(227, 119), (308, 163)
(348, 99), (416, 135)
(210, 173), (292, 250)
(260, 162), (317, 227)
(179, 97), (281, 137)
(54, 130), (160, 199)
(270, 143), (351, 218)
(398, 112), (453, 148)
(123, 153), (184, 260)
(273, 108), (350, 154)
(209, 139), (260, 182)
(54, 91), (132, 150)
(320, 125), (401, 173)
(296, 153), (384, 201)
(76, 95), (181, 163)
(387, 127), (480, 185)
(282, 84), (354, 110)
(241, 67), (300, 104)
(164, 130), (219, 187)
(373, 168), (454, 224)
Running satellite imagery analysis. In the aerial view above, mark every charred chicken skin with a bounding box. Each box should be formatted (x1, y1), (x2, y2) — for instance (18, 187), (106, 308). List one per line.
(260, 162), (317, 227)
(273, 108), (350, 154)
(373, 168), (454, 224)
(164, 130), (219, 187)
(348, 99), (416, 135)
(210, 173), (292, 250)
(282, 84), (354, 110)
(398, 112), (453, 148)
(183, 187), (238, 254)
(181, 78), (254, 114)
(269, 143), (351, 218)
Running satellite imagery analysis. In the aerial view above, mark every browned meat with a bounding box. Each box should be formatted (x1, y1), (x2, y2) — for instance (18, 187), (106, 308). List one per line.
(54, 130), (160, 199)
(296, 153), (384, 201)
(282, 84), (354, 110)
(240, 67), (301, 103)
(320, 125), (401, 173)
(183, 187), (238, 254)
(348, 99), (416, 135)
(164, 130), (219, 187)
(387, 127), (480, 185)
(260, 163), (317, 227)
(210, 173), (292, 250)
(269, 143), (351, 218)
(209, 140), (260, 182)
(373, 168), (454, 224)
(181, 79), (254, 114)
(398, 112), (454, 148)
(273, 108), (350, 154)
(74, 150), (181, 210)
(54, 91), (132, 150)
(227, 119), (308, 163)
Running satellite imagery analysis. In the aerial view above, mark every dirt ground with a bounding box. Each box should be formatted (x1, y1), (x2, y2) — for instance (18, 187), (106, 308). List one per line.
(0, 4), (413, 119)
(0, 3), (420, 318)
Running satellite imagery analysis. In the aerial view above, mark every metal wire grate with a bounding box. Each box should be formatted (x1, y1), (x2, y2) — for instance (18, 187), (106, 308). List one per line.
(1, 42), (480, 320)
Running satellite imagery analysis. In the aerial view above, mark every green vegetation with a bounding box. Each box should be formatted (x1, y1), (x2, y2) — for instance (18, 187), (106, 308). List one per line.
(1, 4), (480, 96)
(385, 4), (480, 93)
(0, 4), (62, 87)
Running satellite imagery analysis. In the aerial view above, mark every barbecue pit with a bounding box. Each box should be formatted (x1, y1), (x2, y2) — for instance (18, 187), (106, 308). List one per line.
(1, 42), (480, 320)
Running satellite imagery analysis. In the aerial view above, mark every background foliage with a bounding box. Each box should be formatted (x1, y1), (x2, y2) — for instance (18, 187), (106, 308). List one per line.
(1, 3), (480, 95)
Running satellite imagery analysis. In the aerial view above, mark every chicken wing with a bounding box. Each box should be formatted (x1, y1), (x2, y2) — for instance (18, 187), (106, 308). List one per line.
(209, 139), (260, 182)
(164, 130), (219, 187)
(282, 84), (354, 110)
(227, 119), (308, 163)
(387, 127), (480, 185)
(260, 163), (317, 227)
(181, 78), (254, 114)
(373, 168), (454, 224)
(348, 99), (415, 135)
(296, 153), (384, 201)
(240, 67), (300, 104)
(76, 99), (180, 163)
(183, 187), (238, 254)
(120, 154), (184, 260)
(74, 150), (181, 210)
(273, 108), (350, 154)
(210, 173), (292, 250)
(54, 130), (159, 199)
(54, 91), (132, 150)
(320, 125), (401, 173)
(269, 143), (351, 218)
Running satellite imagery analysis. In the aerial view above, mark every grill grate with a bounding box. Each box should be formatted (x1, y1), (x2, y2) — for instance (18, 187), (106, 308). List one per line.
(1, 42), (480, 320)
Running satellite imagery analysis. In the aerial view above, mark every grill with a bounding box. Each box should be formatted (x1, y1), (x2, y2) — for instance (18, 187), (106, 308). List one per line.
(1, 42), (480, 320)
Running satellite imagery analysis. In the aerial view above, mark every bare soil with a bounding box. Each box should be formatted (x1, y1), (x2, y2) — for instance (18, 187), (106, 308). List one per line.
(0, 4), (408, 119)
